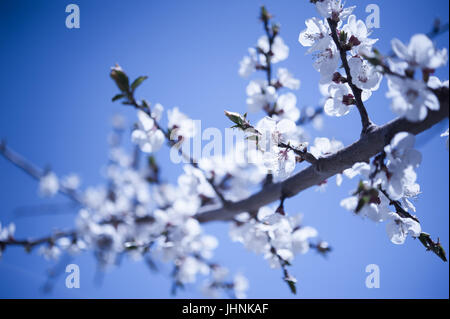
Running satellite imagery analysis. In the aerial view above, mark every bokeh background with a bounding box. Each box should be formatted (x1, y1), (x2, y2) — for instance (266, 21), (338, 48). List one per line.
(0, 0), (448, 298)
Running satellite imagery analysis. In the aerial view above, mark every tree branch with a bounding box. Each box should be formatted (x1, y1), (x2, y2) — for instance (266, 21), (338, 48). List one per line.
(0, 141), (83, 204)
(195, 87), (449, 223)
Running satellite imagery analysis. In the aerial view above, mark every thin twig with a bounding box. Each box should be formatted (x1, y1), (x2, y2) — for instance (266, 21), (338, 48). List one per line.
(0, 141), (84, 204)
(327, 18), (374, 134)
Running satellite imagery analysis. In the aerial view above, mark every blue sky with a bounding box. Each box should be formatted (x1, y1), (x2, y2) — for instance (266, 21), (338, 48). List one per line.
(0, 0), (448, 298)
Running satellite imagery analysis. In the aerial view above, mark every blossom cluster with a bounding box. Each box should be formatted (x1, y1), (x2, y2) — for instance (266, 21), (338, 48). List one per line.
(386, 34), (448, 122)
(299, 1), (381, 118)
(340, 132), (423, 245)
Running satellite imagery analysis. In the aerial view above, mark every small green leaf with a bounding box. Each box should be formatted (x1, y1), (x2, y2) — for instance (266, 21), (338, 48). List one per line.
(285, 278), (297, 294)
(110, 65), (130, 93)
(224, 110), (243, 125)
(112, 93), (125, 102)
(435, 244), (447, 262)
(131, 76), (148, 91)
(339, 30), (348, 44)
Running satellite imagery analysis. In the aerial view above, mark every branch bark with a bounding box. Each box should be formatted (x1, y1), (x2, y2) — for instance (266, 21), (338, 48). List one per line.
(195, 87), (449, 223)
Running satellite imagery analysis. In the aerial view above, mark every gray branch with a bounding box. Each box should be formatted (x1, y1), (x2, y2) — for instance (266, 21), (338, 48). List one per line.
(195, 87), (449, 223)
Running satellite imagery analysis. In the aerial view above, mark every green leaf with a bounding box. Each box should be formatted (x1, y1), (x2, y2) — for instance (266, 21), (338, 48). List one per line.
(112, 93), (125, 102)
(224, 110), (243, 125)
(339, 30), (348, 44)
(110, 65), (130, 93)
(285, 278), (297, 294)
(435, 244), (447, 262)
(355, 197), (367, 213)
(131, 76), (148, 91)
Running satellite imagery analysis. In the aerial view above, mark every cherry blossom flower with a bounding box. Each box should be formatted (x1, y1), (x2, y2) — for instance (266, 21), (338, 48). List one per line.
(177, 256), (210, 284)
(314, 0), (355, 21)
(230, 206), (318, 270)
(342, 15), (378, 54)
(340, 187), (391, 223)
(246, 80), (277, 112)
(239, 48), (259, 78)
(427, 76), (449, 90)
(255, 117), (299, 179)
(379, 132), (422, 200)
(273, 92), (300, 122)
(178, 165), (216, 200)
(168, 107), (196, 140)
(324, 83), (354, 117)
(257, 35), (289, 64)
(61, 174), (81, 190)
(391, 34), (448, 70)
(337, 161), (370, 187)
(38, 245), (62, 261)
(39, 172), (59, 197)
(291, 226), (318, 254)
(0, 223), (15, 246)
(385, 213), (421, 245)
(348, 56), (382, 92)
(151, 103), (164, 121)
(313, 44), (340, 83)
(276, 68), (300, 90)
(386, 76), (439, 122)
(233, 274), (249, 299)
(131, 110), (165, 153)
(310, 136), (343, 158)
(56, 237), (87, 255)
(298, 17), (332, 53)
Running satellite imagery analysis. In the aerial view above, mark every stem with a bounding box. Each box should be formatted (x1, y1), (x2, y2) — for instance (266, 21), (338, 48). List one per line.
(0, 141), (83, 204)
(327, 18), (373, 134)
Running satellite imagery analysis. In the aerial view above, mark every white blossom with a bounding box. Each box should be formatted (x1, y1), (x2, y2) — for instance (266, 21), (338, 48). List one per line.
(239, 48), (259, 78)
(324, 83), (354, 117)
(151, 103), (164, 121)
(233, 274), (249, 299)
(257, 35), (289, 64)
(256, 117), (299, 179)
(39, 172), (59, 197)
(61, 174), (81, 190)
(298, 17), (332, 53)
(38, 245), (61, 261)
(246, 80), (277, 113)
(273, 93), (300, 122)
(342, 15), (378, 54)
(310, 137), (343, 158)
(0, 222), (15, 243)
(276, 68), (300, 90)
(168, 107), (196, 139)
(230, 206), (318, 271)
(313, 44), (340, 83)
(391, 34), (448, 70)
(386, 76), (439, 122)
(177, 256), (209, 284)
(348, 56), (382, 92)
(131, 110), (165, 153)
(314, 0), (355, 21)
(379, 132), (422, 200)
(386, 213), (421, 245)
